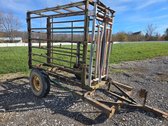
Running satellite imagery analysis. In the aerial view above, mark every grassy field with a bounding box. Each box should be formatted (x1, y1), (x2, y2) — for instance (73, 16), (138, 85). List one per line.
(111, 42), (168, 63)
(0, 42), (168, 74)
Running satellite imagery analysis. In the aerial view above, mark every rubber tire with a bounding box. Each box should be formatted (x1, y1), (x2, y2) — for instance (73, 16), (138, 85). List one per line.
(41, 71), (50, 96)
(30, 69), (50, 98)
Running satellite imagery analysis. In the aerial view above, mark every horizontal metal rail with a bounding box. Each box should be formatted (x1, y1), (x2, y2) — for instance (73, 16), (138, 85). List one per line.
(44, 63), (80, 75)
(32, 53), (76, 64)
(32, 58), (46, 64)
(51, 19), (86, 23)
(28, 1), (85, 14)
(31, 27), (84, 30)
(30, 38), (84, 43)
(51, 31), (95, 33)
(51, 52), (77, 58)
(32, 46), (83, 56)
(53, 46), (83, 52)
(32, 59), (71, 69)
(52, 27), (84, 29)
(30, 11), (85, 19)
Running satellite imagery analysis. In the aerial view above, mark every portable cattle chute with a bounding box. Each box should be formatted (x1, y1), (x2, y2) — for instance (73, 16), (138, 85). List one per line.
(27, 0), (168, 119)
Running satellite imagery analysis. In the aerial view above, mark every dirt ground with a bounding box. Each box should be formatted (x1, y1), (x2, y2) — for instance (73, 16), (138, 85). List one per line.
(0, 56), (168, 126)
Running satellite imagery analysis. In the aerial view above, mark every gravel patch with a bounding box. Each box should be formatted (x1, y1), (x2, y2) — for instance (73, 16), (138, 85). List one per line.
(0, 56), (168, 126)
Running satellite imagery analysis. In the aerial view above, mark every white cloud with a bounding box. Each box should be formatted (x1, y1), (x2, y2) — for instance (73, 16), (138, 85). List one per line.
(105, 0), (133, 13)
(136, 0), (167, 10)
(0, 0), (35, 13)
(126, 14), (168, 24)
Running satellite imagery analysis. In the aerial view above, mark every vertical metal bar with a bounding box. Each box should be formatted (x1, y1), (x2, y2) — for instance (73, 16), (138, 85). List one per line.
(70, 21), (73, 68)
(98, 26), (104, 82)
(76, 42), (81, 65)
(103, 29), (109, 75)
(76, 42), (80, 65)
(105, 16), (114, 79)
(99, 10), (107, 81)
(51, 17), (54, 63)
(27, 12), (32, 69)
(82, 0), (89, 86)
(47, 17), (51, 63)
(88, 1), (97, 86)
(94, 26), (100, 78)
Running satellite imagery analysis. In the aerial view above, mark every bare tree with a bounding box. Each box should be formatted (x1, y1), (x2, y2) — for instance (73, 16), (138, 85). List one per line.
(0, 12), (3, 31)
(115, 32), (128, 42)
(0, 12), (20, 42)
(145, 24), (157, 41)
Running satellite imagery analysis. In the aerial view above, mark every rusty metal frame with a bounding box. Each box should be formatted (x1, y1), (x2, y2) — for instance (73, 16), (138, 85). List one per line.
(27, 0), (168, 119)
(27, 0), (114, 87)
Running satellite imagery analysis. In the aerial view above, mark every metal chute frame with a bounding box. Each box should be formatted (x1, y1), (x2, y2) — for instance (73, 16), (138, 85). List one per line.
(27, 0), (115, 88)
(27, 0), (168, 119)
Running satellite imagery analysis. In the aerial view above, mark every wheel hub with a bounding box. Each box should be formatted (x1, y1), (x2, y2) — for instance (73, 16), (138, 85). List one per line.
(32, 75), (41, 91)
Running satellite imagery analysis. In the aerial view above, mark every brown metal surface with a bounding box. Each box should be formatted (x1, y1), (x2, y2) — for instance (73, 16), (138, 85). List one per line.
(47, 17), (51, 63)
(27, 12), (32, 69)
(81, 0), (89, 86)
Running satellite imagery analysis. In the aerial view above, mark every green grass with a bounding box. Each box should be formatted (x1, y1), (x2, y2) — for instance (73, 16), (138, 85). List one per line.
(110, 42), (168, 63)
(0, 42), (168, 74)
(0, 47), (28, 74)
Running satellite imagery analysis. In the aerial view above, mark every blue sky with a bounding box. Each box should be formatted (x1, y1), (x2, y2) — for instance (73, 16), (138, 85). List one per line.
(0, 0), (168, 34)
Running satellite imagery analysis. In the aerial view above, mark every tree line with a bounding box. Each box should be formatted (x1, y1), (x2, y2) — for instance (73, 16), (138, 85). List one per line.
(0, 12), (168, 43)
(113, 24), (168, 42)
